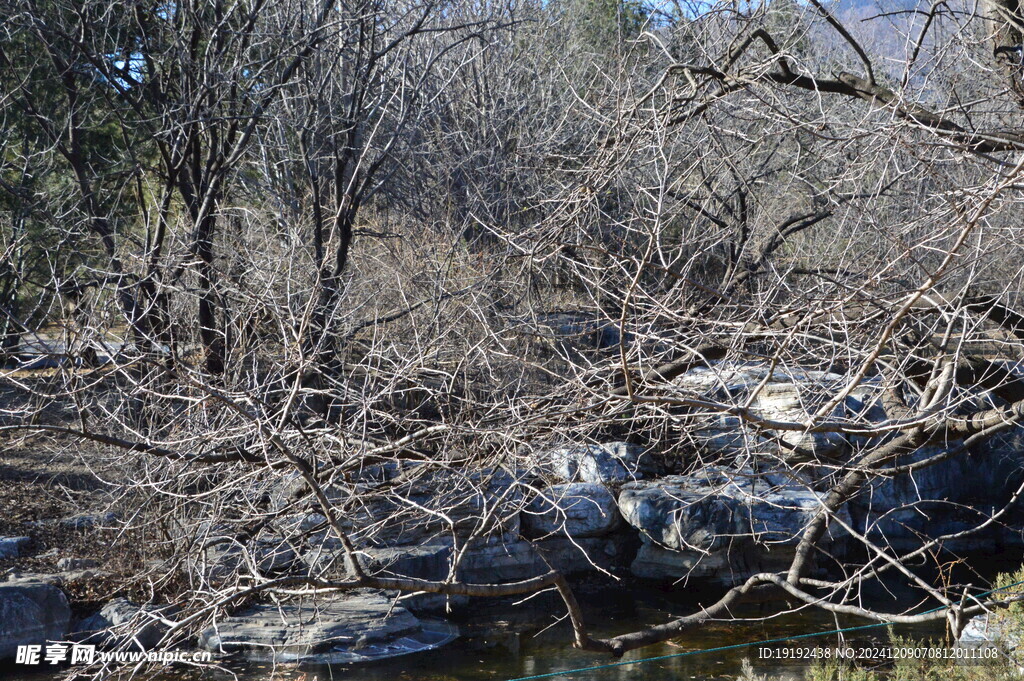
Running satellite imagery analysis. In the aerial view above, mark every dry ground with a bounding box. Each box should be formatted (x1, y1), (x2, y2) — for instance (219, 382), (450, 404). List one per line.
(0, 371), (150, 613)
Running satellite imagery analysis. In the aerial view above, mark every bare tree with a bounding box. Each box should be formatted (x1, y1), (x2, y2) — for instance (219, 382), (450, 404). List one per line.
(5, 0), (1024, 673)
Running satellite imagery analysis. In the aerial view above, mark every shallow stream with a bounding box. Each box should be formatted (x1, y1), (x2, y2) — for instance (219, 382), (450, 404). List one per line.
(201, 580), (946, 681)
(8, 561), (1018, 681)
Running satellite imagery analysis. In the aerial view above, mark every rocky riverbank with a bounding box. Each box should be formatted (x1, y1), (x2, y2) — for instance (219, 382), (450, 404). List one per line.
(4, 363), (1024, 666)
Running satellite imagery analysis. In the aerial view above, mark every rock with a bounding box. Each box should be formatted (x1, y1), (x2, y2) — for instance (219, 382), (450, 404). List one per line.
(58, 512), (119, 530)
(958, 613), (1015, 648)
(534, 535), (636, 575)
(300, 468), (524, 549)
(652, 360), (1024, 556)
(73, 598), (174, 650)
(544, 442), (652, 484)
(523, 483), (622, 538)
(0, 537), (31, 560)
(958, 611), (1024, 672)
(307, 529), (636, 586)
(194, 537), (298, 584)
(306, 534), (550, 585)
(56, 557), (100, 571)
(360, 542), (454, 581)
(617, 467), (847, 582)
(252, 540), (298, 573)
(844, 389), (1024, 552)
(386, 467), (524, 543)
(456, 536), (548, 584)
(198, 591), (456, 663)
(396, 591), (470, 616)
(6, 570), (111, 587)
(305, 540), (455, 581)
(672, 364), (850, 460)
(619, 467), (841, 550)
(0, 583), (71, 659)
(629, 542), (732, 581)
(525, 312), (629, 353)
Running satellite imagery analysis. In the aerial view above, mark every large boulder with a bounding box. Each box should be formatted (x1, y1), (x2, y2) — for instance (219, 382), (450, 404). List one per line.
(302, 541), (465, 616)
(672, 364), (850, 461)
(959, 612), (1020, 652)
(450, 535), (549, 584)
(198, 591), (455, 663)
(958, 606), (1024, 672)
(619, 467), (842, 550)
(0, 583), (71, 659)
(306, 534), (548, 585)
(189, 533), (299, 586)
(618, 467), (846, 583)
(523, 483), (622, 538)
(543, 442), (652, 484)
(74, 598), (174, 650)
(630, 543), (734, 581)
(843, 387), (1024, 553)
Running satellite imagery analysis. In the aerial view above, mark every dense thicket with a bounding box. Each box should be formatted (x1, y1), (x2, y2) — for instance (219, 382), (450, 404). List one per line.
(5, 0), (1024, 664)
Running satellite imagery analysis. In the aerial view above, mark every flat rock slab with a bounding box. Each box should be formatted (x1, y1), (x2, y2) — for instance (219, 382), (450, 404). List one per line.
(6, 570), (112, 587)
(198, 591), (456, 663)
(0, 583), (71, 659)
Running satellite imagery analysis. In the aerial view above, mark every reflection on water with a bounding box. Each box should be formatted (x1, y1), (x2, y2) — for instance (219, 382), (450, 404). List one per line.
(201, 579), (948, 681)
(3, 568), (999, 681)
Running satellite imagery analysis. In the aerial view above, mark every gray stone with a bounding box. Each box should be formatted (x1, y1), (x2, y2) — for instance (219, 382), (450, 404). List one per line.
(195, 538), (298, 584)
(534, 535), (636, 575)
(306, 534), (553, 585)
(523, 483), (622, 538)
(5, 570), (111, 586)
(456, 536), (548, 584)
(526, 312), (629, 353)
(198, 591), (456, 663)
(361, 542), (454, 581)
(56, 557), (100, 571)
(305, 540), (455, 581)
(617, 467), (847, 582)
(545, 443), (652, 484)
(628, 540), (798, 583)
(672, 364), (850, 460)
(0, 537), (31, 560)
(396, 592), (470, 616)
(618, 467), (842, 551)
(842, 385), (1024, 552)
(58, 512), (119, 530)
(959, 613), (1012, 647)
(310, 535), (548, 585)
(958, 611), (1023, 669)
(301, 468), (524, 548)
(253, 541), (298, 573)
(74, 598), (174, 650)
(629, 542), (732, 581)
(0, 583), (71, 659)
